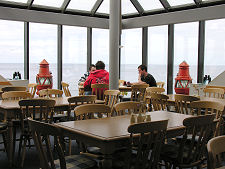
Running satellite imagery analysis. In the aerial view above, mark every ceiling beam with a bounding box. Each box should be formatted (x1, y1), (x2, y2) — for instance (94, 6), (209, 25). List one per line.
(159, 0), (171, 12)
(27, 0), (34, 9)
(91, 0), (103, 16)
(61, 0), (71, 13)
(194, 0), (202, 7)
(130, 0), (144, 15)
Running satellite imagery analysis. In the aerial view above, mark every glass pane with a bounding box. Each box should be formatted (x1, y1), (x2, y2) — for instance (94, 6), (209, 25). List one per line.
(174, 22), (198, 93)
(205, 19), (225, 81)
(168, 0), (194, 6)
(97, 0), (109, 14)
(0, 20), (24, 80)
(92, 28), (109, 70)
(148, 25), (168, 91)
(122, 0), (138, 14)
(67, 0), (97, 11)
(33, 0), (63, 8)
(121, 28), (142, 83)
(63, 26), (87, 96)
(30, 23), (57, 89)
(3, 0), (27, 3)
(139, 0), (163, 11)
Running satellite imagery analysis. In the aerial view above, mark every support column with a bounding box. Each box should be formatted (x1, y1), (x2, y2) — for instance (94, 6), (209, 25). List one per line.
(167, 24), (174, 94)
(142, 27), (148, 66)
(197, 21), (205, 83)
(87, 27), (92, 72)
(109, 0), (121, 90)
(57, 25), (63, 89)
(24, 22), (29, 80)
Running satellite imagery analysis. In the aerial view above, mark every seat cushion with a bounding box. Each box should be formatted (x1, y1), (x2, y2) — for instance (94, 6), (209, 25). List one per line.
(0, 122), (7, 130)
(55, 154), (97, 169)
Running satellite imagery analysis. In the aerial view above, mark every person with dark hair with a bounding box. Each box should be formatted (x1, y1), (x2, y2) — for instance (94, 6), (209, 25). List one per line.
(136, 64), (157, 87)
(78, 64), (96, 86)
(83, 61), (109, 95)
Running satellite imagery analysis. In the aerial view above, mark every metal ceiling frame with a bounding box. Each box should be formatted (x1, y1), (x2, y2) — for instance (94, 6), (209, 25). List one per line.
(130, 0), (144, 15)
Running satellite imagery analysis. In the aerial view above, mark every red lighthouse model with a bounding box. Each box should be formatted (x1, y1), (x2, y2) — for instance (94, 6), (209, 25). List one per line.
(36, 59), (53, 94)
(175, 61), (192, 95)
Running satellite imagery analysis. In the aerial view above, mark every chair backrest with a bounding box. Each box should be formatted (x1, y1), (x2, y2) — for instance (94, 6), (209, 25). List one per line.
(203, 88), (224, 98)
(27, 83), (37, 98)
(104, 90), (120, 113)
(150, 93), (169, 111)
(131, 84), (149, 102)
(127, 120), (168, 169)
(67, 95), (97, 120)
(190, 101), (225, 136)
(61, 82), (71, 97)
(2, 86), (27, 92)
(114, 101), (140, 116)
(74, 104), (111, 119)
(146, 87), (165, 94)
(207, 135), (225, 169)
(119, 80), (125, 86)
(175, 114), (214, 166)
(156, 82), (165, 88)
(91, 83), (109, 100)
(28, 118), (66, 169)
(2, 91), (32, 100)
(39, 89), (63, 98)
(174, 94), (200, 114)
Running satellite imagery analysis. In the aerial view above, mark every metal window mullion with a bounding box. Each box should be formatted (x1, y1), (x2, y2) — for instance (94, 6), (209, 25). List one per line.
(57, 25), (63, 90)
(142, 27), (148, 67)
(87, 27), (92, 72)
(167, 24), (174, 94)
(24, 22), (29, 80)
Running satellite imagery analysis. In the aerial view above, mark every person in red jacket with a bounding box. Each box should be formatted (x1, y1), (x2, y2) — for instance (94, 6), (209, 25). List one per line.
(83, 61), (109, 95)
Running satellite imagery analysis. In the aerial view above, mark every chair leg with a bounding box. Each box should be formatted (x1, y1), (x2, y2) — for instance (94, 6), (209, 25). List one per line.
(2, 132), (8, 157)
(68, 139), (72, 155)
(20, 138), (28, 168)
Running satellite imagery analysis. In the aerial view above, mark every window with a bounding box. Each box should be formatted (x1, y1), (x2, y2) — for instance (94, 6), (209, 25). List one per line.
(121, 28), (142, 83)
(29, 23), (57, 89)
(174, 22), (198, 88)
(92, 28), (109, 70)
(148, 25), (168, 90)
(0, 20), (24, 79)
(63, 26), (87, 95)
(205, 19), (225, 80)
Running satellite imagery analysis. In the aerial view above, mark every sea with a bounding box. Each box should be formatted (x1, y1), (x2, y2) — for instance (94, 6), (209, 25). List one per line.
(0, 63), (224, 96)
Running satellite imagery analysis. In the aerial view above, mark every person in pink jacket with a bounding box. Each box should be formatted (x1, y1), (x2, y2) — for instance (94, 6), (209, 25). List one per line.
(83, 61), (109, 95)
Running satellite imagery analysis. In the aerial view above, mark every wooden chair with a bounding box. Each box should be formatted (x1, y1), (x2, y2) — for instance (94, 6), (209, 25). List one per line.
(127, 120), (168, 169)
(39, 89), (63, 98)
(190, 101), (225, 136)
(119, 79), (125, 86)
(156, 82), (165, 88)
(150, 93), (169, 111)
(207, 135), (225, 169)
(203, 88), (224, 98)
(67, 95), (97, 120)
(131, 84), (149, 102)
(27, 83), (37, 98)
(91, 83), (109, 100)
(28, 118), (97, 169)
(18, 99), (56, 168)
(2, 86), (27, 92)
(61, 81), (71, 97)
(114, 101), (141, 116)
(74, 104), (111, 119)
(174, 94), (200, 114)
(104, 90), (120, 114)
(161, 114), (215, 169)
(2, 91), (32, 100)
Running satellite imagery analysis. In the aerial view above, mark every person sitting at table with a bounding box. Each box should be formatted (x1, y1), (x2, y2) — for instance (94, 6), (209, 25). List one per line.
(78, 64), (96, 86)
(83, 61), (109, 95)
(133, 64), (157, 87)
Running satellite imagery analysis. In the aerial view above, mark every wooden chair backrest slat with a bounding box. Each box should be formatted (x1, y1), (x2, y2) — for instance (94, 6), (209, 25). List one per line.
(104, 90), (120, 114)
(2, 86), (27, 92)
(27, 83), (37, 98)
(114, 101), (140, 116)
(39, 89), (63, 98)
(2, 91), (32, 100)
(150, 93), (169, 111)
(61, 82), (71, 97)
(91, 83), (109, 100)
(156, 82), (165, 88)
(203, 88), (224, 99)
(131, 84), (149, 102)
(127, 120), (168, 169)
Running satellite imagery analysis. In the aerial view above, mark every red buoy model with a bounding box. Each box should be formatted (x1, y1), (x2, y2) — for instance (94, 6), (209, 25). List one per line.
(36, 59), (53, 94)
(174, 61), (192, 95)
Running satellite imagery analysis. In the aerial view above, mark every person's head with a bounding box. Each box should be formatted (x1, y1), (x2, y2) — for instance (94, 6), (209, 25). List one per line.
(89, 64), (96, 72)
(95, 61), (105, 70)
(138, 64), (147, 75)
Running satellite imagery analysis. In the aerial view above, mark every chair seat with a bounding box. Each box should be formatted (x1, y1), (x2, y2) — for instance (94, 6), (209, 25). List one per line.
(55, 154), (97, 169)
(0, 122), (7, 130)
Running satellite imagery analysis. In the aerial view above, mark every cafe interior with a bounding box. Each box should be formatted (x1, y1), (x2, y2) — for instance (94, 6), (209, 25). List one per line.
(0, 0), (225, 168)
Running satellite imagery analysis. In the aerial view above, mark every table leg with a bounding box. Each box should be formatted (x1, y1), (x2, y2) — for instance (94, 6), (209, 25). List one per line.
(102, 154), (113, 169)
(7, 119), (14, 168)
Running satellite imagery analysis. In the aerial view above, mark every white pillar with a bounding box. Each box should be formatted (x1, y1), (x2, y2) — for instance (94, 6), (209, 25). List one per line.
(109, 0), (121, 90)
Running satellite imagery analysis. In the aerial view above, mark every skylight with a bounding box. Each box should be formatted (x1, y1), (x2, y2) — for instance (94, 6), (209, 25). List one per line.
(138, 0), (164, 11)
(168, 0), (194, 6)
(67, 0), (97, 11)
(33, 0), (63, 8)
(2, 0), (27, 3)
(122, 0), (138, 14)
